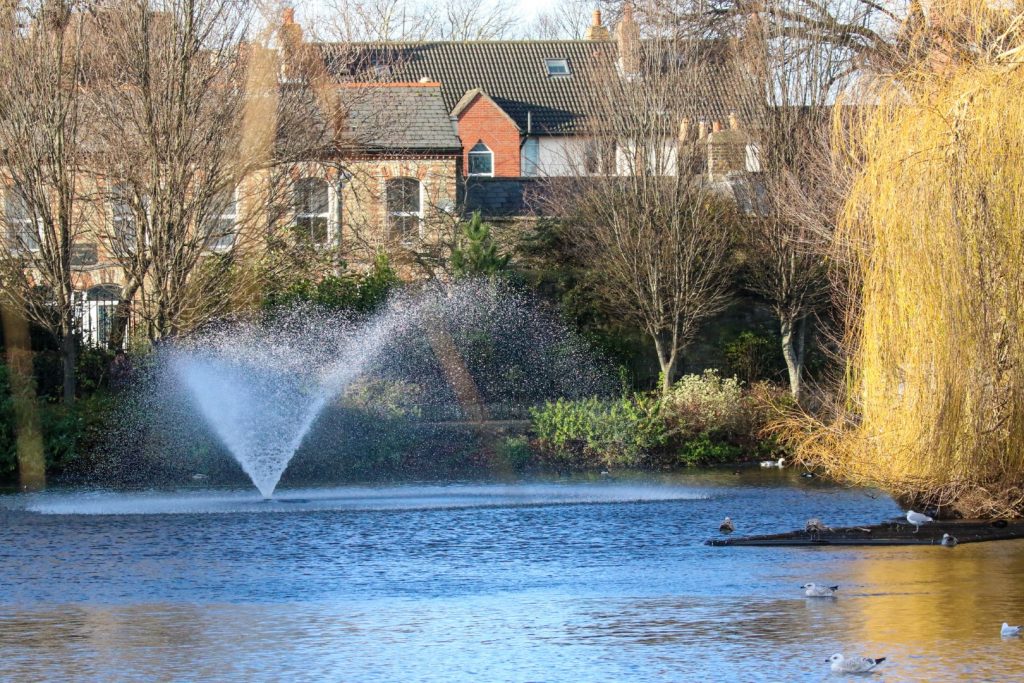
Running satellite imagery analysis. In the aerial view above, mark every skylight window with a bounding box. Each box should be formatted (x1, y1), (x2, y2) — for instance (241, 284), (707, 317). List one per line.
(545, 59), (570, 77)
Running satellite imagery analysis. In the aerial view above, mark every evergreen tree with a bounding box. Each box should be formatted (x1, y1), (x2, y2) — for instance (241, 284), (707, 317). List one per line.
(450, 212), (510, 279)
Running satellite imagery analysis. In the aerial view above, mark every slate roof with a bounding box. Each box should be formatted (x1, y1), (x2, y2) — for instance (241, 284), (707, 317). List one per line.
(320, 40), (762, 136)
(341, 84), (461, 153)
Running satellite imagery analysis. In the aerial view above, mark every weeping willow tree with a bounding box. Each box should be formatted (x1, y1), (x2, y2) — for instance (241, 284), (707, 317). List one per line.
(790, 1), (1024, 517)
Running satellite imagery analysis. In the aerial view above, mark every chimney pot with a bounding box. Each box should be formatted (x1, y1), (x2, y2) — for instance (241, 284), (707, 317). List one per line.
(678, 117), (691, 142)
(282, 7), (295, 24)
(697, 120), (708, 140)
(592, 9), (601, 26)
(728, 111), (739, 129)
(712, 120), (722, 133)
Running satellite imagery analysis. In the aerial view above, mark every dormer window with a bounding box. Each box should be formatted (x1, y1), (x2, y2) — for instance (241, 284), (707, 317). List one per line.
(467, 142), (494, 176)
(544, 58), (570, 77)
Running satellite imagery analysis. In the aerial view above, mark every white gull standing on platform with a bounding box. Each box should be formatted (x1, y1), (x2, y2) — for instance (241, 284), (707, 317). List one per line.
(906, 510), (933, 533)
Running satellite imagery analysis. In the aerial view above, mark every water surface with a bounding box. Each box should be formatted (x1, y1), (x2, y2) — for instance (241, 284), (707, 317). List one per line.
(2, 471), (1023, 681)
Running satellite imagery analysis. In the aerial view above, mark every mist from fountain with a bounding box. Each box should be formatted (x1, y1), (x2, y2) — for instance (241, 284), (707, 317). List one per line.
(160, 281), (611, 498)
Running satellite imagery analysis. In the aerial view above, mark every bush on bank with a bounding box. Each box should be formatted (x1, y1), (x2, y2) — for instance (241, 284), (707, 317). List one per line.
(530, 370), (787, 469)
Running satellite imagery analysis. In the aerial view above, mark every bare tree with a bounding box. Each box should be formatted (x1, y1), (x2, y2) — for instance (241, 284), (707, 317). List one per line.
(531, 0), (609, 39)
(314, 0), (522, 41)
(733, 8), (848, 403)
(544, 39), (739, 393)
(0, 0), (91, 403)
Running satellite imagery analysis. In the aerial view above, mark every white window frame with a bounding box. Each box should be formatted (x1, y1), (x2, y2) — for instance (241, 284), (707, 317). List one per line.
(745, 143), (763, 173)
(204, 187), (239, 252)
(544, 58), (571, 77)
(293, 177), (338, 247)
(386, 177), (423, 243)
(467, 142), (494, 177)
(110, 184), (140, 255)
(5, 186), (41, 253)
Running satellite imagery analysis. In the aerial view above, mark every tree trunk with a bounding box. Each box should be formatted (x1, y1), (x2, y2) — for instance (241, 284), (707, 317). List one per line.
(653, 336), (678, 394)
(61, 327), (77, 405)
(1, 303), (45, 490)
(108, 282), (139, 353)
(780, 315), (806, 403)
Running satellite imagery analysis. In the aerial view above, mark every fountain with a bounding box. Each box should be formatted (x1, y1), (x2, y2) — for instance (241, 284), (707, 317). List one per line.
(157, 281), (611, 498)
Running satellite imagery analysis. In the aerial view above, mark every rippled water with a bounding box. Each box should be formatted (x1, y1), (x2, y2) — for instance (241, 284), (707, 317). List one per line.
(2, 470), (1023, 681)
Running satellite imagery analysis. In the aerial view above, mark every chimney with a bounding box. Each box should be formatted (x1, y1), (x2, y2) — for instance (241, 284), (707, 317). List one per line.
(728, 111), (739, 130)
(278, 7), (304, 82)
(584, 9), (610, 40)
(697, 120), (708, 140)
(678, 117), (691, 142)
(616, 3), (641, 75)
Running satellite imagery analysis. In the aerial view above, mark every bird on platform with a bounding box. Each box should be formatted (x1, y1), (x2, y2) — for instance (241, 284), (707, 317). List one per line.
(941, 533), (958, 547)
(802, 583), (838, 598)
(1002, 623), (1021, 637)
(805, 518), (830, 534)
(906, 509), (933, 533)
(828, 654), (886, 674)
(719, 517), (735, 533)
(760, 457), (785, 468)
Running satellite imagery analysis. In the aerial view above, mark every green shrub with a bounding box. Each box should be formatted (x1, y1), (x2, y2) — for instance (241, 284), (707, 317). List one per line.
(662, 370), (748, 437)
(495, 435), (533, 471)
(722, 331), (783, 384)
(530, 393), (666, 468)
(677, 434), (743, 466)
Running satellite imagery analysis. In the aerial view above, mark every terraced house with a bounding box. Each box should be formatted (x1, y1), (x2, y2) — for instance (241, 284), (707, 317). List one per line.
(0, 3), (763, 351)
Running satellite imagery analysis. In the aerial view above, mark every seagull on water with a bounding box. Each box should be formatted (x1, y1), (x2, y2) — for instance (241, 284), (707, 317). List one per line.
(1002, 623), (1021, 637)
(760, 457), (785, 468)
(802, 583), (838, 598)
(828, 654), (886, 673)
(720, 517), (735, 533)
(906, 510), (933, 533)
(941, 533), (958, 547)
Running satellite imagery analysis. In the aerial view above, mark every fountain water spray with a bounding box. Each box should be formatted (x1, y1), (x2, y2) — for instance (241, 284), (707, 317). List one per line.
(153, 281), (612, 497)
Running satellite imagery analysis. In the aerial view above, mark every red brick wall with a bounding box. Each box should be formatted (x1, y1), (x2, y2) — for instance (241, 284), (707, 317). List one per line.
(456, 95), (521, 178)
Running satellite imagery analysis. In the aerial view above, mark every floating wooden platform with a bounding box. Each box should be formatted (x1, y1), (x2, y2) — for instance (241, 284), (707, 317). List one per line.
(706, 518), (1024, 547)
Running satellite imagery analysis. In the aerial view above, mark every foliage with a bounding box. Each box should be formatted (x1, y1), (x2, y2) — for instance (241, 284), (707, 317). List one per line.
(792, 6), (1024, 517)
(661, 370), (748, 437)
(262, 252), (400, 314)
(0, 363), (14, 478)
(451, 211), (510, 279)
(722, 331), (784, 384)
(340, 377), (422, 420)
(0, 359), (115, 482)
(677, 434), (743, 467)
(494, 435), (533, 472)
(530, 394), (666, 468)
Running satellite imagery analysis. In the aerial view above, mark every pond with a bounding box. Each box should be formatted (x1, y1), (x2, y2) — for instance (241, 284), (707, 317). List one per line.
(2, 470), (1023, 681)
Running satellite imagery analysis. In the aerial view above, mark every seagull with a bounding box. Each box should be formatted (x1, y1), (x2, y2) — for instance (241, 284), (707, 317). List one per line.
(760, 457), (785, 468)
(191, 473), (208, 481)
(828, 654), (886, 673)
(720, 517), (735, 533)
(805, 518), (830, 534)
(1002, 623), (1021, 637)
(941, 533), (958, 547)
(802, 582), (838, 597)
(906, 510), (933, 533)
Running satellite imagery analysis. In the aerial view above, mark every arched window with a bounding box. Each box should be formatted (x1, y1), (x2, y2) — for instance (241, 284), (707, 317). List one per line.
(5, 186), (39, 252)
(468, 142), (494, 176)
(203, 188), (238, 251)
(386, 177), (422, 241)
(293, 177), (330, 244)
